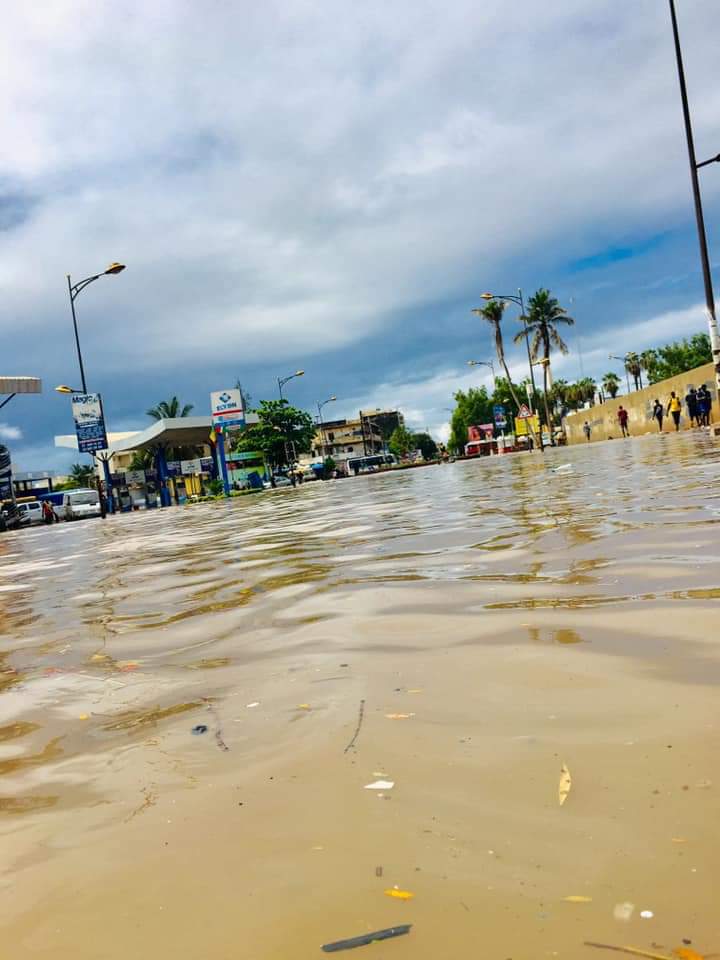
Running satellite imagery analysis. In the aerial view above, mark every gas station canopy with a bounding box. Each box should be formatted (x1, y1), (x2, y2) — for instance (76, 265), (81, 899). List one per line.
(106, 414), (258, 455)
(0, 377), (42, 394)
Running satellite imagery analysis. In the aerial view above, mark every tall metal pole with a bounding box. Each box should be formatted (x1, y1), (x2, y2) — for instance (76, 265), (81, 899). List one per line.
(317, 401), (326, 459)
(277, 378), (284, 400)
(668, 0), (720, 399)
(67, 275), (88, 394)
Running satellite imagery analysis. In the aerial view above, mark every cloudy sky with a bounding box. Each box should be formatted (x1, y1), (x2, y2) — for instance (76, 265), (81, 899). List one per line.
(1, 0), (719, 469)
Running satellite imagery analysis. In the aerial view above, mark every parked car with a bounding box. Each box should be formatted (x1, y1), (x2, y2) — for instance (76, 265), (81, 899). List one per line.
(57, 488), (101, 521)
(263, 474), (293, 489)
(16, 501), (44, 526)
(0, 502), (21, 532)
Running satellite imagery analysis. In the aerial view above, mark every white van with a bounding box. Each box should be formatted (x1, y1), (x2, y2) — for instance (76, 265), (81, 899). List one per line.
(59, 489), (101, 521)
(17, 501), (44, 526)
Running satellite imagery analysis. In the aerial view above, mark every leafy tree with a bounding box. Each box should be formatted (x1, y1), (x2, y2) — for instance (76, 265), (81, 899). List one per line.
(129, 449), (154, 471)
(515, 288), (574, 442)
(413, 432), (438, 460)
(146, 396), (194, 420)
(232, 399), (314, 468)
(639, 350), (658, 385)
(645, 333), (712, 383)
(448, 386), (493, 454)
(602, 372), (621, 399)
(388, 425), (416, 458)
(69, 463), (95, 487)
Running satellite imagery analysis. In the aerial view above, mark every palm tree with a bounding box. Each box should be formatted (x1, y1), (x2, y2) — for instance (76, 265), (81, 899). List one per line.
(69, 463), (95, 486)
(578, 377), (597, 404)
(602, 371), (621, 399)
(514, 289), (574, 443)
(624, 352), (642, 391)
(146, 396), (194, 420)
(639, 350), (657, 386)
(473, 300), (525, 414)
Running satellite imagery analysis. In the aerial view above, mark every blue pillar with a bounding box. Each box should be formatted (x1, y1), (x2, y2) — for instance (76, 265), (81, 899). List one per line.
(216, 427), (231, 497)
(102, 458), (115, 514)
(156, 446), (172, 507)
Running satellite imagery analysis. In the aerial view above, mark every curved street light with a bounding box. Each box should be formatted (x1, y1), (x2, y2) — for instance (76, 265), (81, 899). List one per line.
(316, 395), (337, 459)
(467, 359), (496, 386)
(277, 369), (305, 400)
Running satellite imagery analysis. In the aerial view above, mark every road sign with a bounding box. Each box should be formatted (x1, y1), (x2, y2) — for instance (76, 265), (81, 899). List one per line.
(181, 458), (203, 475)
(516, 403), (533, 419)
(211, 388), (244, 429)
(125, 470), (146, 485)
(71, 393), (108, 453)
(493, 404), (507, 428)
(515, 414), (540, 437)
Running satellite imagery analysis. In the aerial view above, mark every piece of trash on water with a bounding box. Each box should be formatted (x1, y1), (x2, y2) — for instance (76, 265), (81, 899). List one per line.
(246, 702), (260, 708)
(375, 866), (383, 878)
(563, 895), (592, 903)
(384, 888), (414, 900)
(78, 714), (89, 720)
(559, 763), (572, 806)
(385, 713), (415, 720)
(673, 948), (704, 960)
(322, 924), (412, 953)
(640, 910), (654, 919)
(297, 704), (311, 710)
(584, 942), (673, 960)
(191, 724), (208, 735)
(364, 780), (394, 790)
(552, 464), (573, 473)
(613, 902), (636, 921)
(407, 689), (423, 694)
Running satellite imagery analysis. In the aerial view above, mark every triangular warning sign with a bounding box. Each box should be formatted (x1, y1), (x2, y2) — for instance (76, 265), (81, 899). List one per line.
(517, 403), (532, 419)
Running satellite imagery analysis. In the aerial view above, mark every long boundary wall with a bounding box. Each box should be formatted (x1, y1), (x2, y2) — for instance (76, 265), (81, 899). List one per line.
(564, 362), (717, 444)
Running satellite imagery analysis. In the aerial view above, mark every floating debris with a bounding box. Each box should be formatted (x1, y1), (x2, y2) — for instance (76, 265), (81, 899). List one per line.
(384, 889), (414, 900)
(613, 902), (635, 921)
(364, 780), (394, 790)
(564, 895), (592, 903)
(640, 910), (654, 920)
(191, 724), (208, 735)
(343, 699), (365, 754)
(559, 763), (572, 806)
(322, 924), (412, 953)
(584, 943), (672, 960)
(385, 713), (415, 720)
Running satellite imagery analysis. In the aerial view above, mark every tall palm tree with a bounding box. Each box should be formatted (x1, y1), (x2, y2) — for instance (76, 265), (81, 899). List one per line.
(624, 352), (642, 391)
(146, 396), (194, 420)
(639, 349), (657, 386)
(514, 289), (574, 442)
(602, 372), (621, 399)
(473, 300), (542, 448)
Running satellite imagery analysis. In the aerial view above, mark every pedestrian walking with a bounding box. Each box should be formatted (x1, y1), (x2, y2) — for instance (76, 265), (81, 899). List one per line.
(617, 405), (629, 438)
(652, 399), (664, 431)
(685, 387), (699, 426)
(582, 421), (591, 442)
(667, 391), (682, 431)
(697, 385), (712, 426)
(41, 500), (55, 524)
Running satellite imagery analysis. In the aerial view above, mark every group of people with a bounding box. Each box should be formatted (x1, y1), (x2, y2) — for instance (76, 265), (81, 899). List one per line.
(653, 385), (713, 431)
(581, 383), (714, 441)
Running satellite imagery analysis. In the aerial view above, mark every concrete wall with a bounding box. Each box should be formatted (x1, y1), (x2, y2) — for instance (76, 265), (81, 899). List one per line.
(564, 361), (717, 444)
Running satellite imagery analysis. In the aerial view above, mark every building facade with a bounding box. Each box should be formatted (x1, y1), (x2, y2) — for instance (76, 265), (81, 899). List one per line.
(311, 416), (384, 473)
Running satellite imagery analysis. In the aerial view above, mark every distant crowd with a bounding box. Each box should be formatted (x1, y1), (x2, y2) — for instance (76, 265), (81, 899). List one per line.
(583, 384), (714, 441)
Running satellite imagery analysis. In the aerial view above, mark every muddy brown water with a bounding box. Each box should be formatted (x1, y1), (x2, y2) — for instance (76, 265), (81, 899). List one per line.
(1, 433), (719, 959)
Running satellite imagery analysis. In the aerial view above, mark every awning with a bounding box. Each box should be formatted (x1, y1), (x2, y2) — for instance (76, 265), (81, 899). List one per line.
(106, 414), (259, 455)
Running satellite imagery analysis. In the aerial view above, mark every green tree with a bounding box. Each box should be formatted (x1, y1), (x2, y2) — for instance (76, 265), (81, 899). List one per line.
(413, 432), (438, 460)
(146, 396), (194, 420)
(602, 372), (621, 399)
(639, 350), (658, 385)
(645, 333), (712, 382)
(69, 463), (95, 486)
(129, 449), (154, 471)
(232, 399), (315, 468)
(473, 300), (526, 416)
(388, 425), (416, 458)
(448, 386), (493, 454)
(515, 288), (574, 441)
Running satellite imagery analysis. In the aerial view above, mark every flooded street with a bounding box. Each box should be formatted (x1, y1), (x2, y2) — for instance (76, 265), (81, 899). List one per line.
(1, 433), (719, 959)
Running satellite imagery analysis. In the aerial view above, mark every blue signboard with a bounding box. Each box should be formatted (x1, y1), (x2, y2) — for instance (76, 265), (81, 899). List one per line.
(493, 403), (507, 428)
(71, 393), (108, 454)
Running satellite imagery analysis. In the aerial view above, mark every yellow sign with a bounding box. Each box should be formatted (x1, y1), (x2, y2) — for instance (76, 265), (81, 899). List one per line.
(514, 414), (540, 436)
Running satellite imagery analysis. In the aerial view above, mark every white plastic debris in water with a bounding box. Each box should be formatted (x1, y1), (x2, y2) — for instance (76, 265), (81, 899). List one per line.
(552, 464), (573, 473)
(364, 780), (394, 790)
(246, 702), (260, 708)
(613, 902), (635, 921)
(640, 909), (654, 919)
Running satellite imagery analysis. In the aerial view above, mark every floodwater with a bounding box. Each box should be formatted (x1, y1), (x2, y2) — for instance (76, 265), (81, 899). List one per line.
(1, 433), (719, 960)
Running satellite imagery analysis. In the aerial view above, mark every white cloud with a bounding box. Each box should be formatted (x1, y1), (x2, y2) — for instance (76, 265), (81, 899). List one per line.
(0, 424), (22, 441)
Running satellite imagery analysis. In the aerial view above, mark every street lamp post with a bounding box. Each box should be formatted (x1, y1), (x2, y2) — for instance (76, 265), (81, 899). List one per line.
(668, 0), (720, 403)
(316, 396), (337, 461)
(277, 369), (305, 400)
(466, 359), (496, 387)
(481, 289), (543, 450)
(64, 263), (126, 517)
